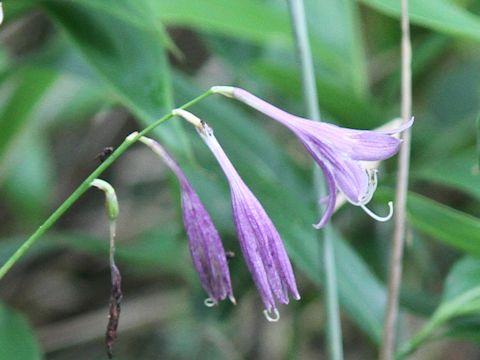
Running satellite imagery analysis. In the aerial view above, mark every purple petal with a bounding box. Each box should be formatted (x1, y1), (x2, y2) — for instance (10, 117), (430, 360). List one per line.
(181, 182), (234, 303)
(231, 87), (410, 162)
(144, 138), (234, 304)
(198, 124), (300, 311)
(300, 134), (368, 205)
(331, 156), (369, 205)
(313, 162), (337, 229)
(289, 119), (403, 162)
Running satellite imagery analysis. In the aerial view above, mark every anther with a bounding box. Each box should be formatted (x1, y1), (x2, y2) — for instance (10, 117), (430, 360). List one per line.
(360, 201), (394, 222)
(263, 308), (280, 322)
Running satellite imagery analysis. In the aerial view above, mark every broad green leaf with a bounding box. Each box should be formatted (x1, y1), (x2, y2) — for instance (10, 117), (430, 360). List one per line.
(359, 0), (480, 41)
(406, 193), (480, 257)
(251, 62), (385, 128)
(305, 0), (368, 96)
(398, 256), (480, 358)
(41, 0), (189, 155)
(153, 0), (346, 77)
(415, 150), (480, 201)
(330, 229), (387, 342)
(476, 113), (480, 171)
(154, 0), (291, 45)
(42, 0), (170, 117)
(3, 137), (53, 224)
(0, 67), (56, 165)
(3, 0), (35, 19)
(443, 256), (480, 303)
(0, 302), (42, 360)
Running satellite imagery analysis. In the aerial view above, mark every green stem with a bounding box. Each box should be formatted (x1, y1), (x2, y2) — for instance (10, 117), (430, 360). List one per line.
(286, 1), (343, 359)
(0, 89), (214, 280)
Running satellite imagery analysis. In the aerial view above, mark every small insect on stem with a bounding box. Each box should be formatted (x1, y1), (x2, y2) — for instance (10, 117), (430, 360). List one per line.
(96, 147), (114, 163)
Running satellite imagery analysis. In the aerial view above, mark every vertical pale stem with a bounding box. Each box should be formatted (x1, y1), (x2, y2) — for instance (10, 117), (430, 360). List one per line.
(380, 0), (412, 359)
(287, 1), (343, 359)
(286, 0), (321, 122)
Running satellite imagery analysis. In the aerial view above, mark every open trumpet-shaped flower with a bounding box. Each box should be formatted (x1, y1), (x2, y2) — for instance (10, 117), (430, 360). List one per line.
(172, 109), (300, 319)
(139, 136), (234, 305)
(212, 86), (414, 228)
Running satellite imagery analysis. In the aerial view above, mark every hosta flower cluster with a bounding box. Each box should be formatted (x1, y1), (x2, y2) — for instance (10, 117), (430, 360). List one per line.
(143, 88), (412, 320)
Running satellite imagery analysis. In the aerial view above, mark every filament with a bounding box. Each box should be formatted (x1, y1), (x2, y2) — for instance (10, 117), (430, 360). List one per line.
(360, 201), (394, 222)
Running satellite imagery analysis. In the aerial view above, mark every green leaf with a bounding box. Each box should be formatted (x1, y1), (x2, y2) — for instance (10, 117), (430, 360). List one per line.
(415, 150), (480, 201)
(330, 229), (387, 342)
(42, 0), (189, 154)
(397, 256), (480, 358)
(0, 302), (42, 360)
(3, 137), (54, 224)
(154, 0), (292, 45)
(476, 113), (480, 172)
(359, 0), (480, 41)
(3, 0), (36, 20)
(443, 257), (480, 303)
(305, 0), (368, 96)
(153, 0), (347, 78)
(0, 67), (57, 164)
(406, 192), (480, 257)
(251, 62), (385, 128)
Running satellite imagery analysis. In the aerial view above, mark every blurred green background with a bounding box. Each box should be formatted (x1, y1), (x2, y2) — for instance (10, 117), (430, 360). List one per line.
(1, 0), (480, 359)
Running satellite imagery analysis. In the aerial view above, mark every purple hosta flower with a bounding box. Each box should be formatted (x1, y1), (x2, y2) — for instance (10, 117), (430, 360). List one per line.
(212, 86), (414, 228)
(171, 109), (300, 320)
(139, 136), (235, 306)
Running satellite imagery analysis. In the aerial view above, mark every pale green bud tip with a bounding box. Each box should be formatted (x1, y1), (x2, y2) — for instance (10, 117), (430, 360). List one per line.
(172, 109), (203, 128)
(0, 3), (4, 25)
(91, 179), (119, 220)
(211, 86), (235, 97)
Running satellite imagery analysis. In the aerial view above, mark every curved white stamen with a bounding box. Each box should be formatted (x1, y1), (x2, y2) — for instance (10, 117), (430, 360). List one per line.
(263, 308), (280, 322)
(360, 201), (394, 222)
(204, 298), (216, 307)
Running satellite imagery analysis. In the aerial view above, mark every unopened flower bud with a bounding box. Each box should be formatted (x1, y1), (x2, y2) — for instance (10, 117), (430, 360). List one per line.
(91, 179), (119, 221)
